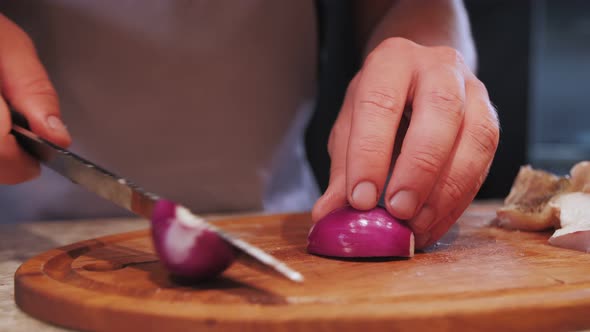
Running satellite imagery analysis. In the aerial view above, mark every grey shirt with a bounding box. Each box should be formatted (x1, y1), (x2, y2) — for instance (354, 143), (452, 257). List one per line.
(0, 1), (320, 222)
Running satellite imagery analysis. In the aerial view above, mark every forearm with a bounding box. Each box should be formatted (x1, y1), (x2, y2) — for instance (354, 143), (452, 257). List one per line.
(356, 0), (477, 71)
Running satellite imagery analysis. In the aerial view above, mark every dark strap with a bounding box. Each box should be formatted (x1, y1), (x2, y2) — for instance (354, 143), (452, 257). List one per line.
(306, 0), (359, 192)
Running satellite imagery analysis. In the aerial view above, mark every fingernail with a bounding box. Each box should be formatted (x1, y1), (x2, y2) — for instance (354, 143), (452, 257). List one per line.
(46, 115), (66, 132)
(352, 181), (377, 210)
(415, 233), (431, 249)
(409, 205), (436, 233)
(389, 190), (418, 219)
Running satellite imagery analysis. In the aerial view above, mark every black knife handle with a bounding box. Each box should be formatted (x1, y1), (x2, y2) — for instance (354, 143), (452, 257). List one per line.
(9, 108), (49, 161)
(9, 108), (31, 130)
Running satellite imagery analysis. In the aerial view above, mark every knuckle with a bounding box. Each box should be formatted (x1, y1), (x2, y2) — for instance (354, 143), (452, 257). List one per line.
(22, 77), (57, 98)
(358, 88), (404, 115)
(469, 81), (500, 123)
(466, 118), (500, 156)
(467, 78), (488, 94)
(364, 48), (381, 66)
(380, 37), (414, 51)
(434, 46), (465, 66)
(346, 72), (361, 94)
(366, 37), (415, 64)
(356, 134), (389, 160)
(8, 76), (58, 104)
(425, 89), (464, 119)
(487, 103), (500, 128)
(346, 73), (361, 95)
(441, 173), (469, 203)
(407, 148), (445, 177)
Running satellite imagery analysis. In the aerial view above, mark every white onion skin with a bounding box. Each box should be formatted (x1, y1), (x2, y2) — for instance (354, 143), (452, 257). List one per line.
(150, 200), (236, 279)
(307, 206), (415, 258)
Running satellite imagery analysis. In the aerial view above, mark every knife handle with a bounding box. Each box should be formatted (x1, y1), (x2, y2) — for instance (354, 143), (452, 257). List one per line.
(9, 108), (31, 130)
(9, 108), (52, 161)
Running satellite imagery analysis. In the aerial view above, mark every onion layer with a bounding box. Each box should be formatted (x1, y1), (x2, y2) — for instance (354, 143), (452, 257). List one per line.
(150, 200), (236, 279)
(307, 206), (414, 258)
(548, 192), (590, 252)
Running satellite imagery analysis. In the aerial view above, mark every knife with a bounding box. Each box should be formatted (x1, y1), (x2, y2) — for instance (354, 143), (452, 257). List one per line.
(9, 110), (303, 283)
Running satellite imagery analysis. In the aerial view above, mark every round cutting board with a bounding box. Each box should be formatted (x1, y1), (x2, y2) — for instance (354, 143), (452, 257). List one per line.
(14, 203), (590, 332)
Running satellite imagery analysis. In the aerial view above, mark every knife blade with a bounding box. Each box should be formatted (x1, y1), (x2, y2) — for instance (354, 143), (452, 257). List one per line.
(9, 110), (303, 283)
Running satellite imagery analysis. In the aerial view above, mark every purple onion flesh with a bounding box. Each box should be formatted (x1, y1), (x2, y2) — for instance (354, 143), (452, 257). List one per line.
(150, 199), (236, 279)
(307, 206), (414, 258)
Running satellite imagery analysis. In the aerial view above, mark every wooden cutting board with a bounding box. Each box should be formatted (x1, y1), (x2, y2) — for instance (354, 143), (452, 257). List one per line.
(14, 203), (590, 332)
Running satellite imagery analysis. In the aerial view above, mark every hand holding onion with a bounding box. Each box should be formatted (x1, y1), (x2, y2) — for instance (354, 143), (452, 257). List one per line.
(312, 37), (499, 249)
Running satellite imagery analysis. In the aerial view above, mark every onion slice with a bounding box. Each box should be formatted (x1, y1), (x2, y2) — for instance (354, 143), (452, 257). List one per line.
(150, 200), (236, 279)
(307, 206), (414, 258)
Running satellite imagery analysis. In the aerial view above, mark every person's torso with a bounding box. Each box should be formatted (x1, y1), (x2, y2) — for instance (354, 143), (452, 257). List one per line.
(0, 0), (319, 221)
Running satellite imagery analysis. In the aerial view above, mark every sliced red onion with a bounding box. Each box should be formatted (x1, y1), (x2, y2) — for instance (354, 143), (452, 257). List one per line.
(307, 206), (414, 258)
(150, 200), (236, 279)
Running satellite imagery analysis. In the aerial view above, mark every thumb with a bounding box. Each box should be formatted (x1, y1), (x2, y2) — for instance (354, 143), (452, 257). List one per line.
(0, 14), (71, 147)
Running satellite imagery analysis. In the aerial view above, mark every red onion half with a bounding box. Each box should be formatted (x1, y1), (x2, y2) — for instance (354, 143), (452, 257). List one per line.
(307, 206), (414, 258)
(150, 200), (236, 279)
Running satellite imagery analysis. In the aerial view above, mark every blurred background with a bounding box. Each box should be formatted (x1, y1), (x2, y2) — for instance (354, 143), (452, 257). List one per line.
(466, 0), (589, 196)
(526, 0), (590, 173)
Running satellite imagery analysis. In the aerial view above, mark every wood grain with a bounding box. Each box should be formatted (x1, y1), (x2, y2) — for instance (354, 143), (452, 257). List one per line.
(14, 203), (590, 332)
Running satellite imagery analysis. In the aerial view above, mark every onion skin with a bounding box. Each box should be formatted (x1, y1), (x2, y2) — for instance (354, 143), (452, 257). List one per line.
(307, 206), (415, 258)
(150, 199), (236, 279)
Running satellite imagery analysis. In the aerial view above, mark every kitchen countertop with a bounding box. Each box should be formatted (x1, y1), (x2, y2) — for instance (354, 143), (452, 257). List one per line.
(0, 218), (149, 332)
